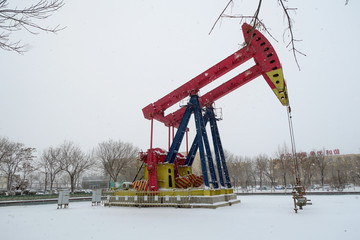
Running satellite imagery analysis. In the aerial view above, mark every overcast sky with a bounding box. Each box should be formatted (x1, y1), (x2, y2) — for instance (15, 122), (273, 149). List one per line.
(1, 0), (359, 158)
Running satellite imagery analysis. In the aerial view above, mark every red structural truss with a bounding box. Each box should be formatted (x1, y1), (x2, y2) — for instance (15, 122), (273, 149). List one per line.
(143, 23), (289, 128)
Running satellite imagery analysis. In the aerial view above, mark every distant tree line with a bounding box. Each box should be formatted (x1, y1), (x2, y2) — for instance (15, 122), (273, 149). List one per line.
(226, 145), (360, 191)
(0, 136), (138, 194)
(1, 135), (359, 194)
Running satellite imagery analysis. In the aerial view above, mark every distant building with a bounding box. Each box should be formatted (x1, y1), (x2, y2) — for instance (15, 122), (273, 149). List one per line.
(82, 176), (110, 189)
(326, 153), (360, 163)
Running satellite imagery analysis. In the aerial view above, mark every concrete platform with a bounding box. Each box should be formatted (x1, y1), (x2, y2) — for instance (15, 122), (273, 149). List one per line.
(104, 190), (240, 209)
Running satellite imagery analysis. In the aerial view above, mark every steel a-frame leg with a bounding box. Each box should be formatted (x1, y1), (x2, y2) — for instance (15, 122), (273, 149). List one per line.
(206, 108), (232, 188)
(165, 104), (193, 164)
(192, 99), (218, 189)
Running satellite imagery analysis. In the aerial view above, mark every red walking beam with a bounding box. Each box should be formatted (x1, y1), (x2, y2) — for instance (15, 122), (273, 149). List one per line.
(142, 23), (288, 128)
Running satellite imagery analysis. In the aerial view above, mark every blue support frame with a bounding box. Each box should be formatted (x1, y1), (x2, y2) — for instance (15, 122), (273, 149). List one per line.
(164, 95), (233, 189)
(165, 95), (219, 188)
(185, 107), (232, 188)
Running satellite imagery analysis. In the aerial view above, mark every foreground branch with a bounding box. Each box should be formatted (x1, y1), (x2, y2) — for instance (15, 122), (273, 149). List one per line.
(278, 0), (305, 70)
(0, 0), (65, 53)
(210, 0), (305, 70)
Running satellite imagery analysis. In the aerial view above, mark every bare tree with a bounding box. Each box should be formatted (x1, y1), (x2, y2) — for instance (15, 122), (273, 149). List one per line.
(0, 137), (36, 192)
(225, 151), (242, 189)
(0, 137), (9, 164)
(264, 158), (277, 190)
(59, 141), (93, 193)
(40, 146), (62, 193)
(16, 160), (38, 191)
(329, 157), (350, 191)
(0, 0), (64, 53)
(312, 150), (328, 189)
(274, 144), (292, 187)
(255, 154), (268, 190)
(350, 156), (360, 185)
(297, 152), (315, 188)
(94, 140), (139, 183)
(120, 159), (139, 182)
(224, 150), (256, 191)
(243, 158), (255, 190)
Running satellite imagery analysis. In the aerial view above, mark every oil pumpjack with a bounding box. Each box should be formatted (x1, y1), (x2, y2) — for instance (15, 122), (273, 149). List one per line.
(107, 23), (299, 208)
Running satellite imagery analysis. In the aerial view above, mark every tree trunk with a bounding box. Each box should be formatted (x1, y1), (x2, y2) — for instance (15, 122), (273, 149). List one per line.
(44, 172), (48, 192)
(321, 171), (325, 188)
(7, 174), (12, 192)
(70, 175), (75, 193)
(283, 173), (287, 188)
(50, 179), (54, 194)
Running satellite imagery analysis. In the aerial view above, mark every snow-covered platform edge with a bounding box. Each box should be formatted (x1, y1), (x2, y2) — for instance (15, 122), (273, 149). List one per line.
(104, 194), (241, 209)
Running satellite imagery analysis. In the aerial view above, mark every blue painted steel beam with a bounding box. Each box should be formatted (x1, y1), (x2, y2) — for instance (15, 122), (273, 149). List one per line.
(192, 97), (210, 187)
(165, 103), (193, 164)
(207, 108), (232, 188)
(193, 100), (218, 189)
(206, 108), (225, 187)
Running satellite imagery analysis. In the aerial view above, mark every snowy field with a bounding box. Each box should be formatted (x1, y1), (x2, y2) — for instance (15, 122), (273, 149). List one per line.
(1, 195), (359, 240)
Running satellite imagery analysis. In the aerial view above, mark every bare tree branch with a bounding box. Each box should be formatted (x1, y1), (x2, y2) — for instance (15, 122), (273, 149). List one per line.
(210, 0), (264, 46)
(209, 0), (233, 35)
(210, 0), (306, 70)
(0, 0), (64, 54)
(245, 0), (263, 47)
(278, 0), (305, 70)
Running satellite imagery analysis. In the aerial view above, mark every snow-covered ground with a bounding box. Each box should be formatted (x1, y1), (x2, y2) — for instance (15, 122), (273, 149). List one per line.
(1, 195), (359, 240)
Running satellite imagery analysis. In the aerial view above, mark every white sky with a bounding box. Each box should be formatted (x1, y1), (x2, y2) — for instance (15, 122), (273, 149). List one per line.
(1, 0), (359, 158)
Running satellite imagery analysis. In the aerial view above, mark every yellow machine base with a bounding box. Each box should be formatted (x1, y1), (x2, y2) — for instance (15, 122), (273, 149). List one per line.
(104, 189), (240, 209)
